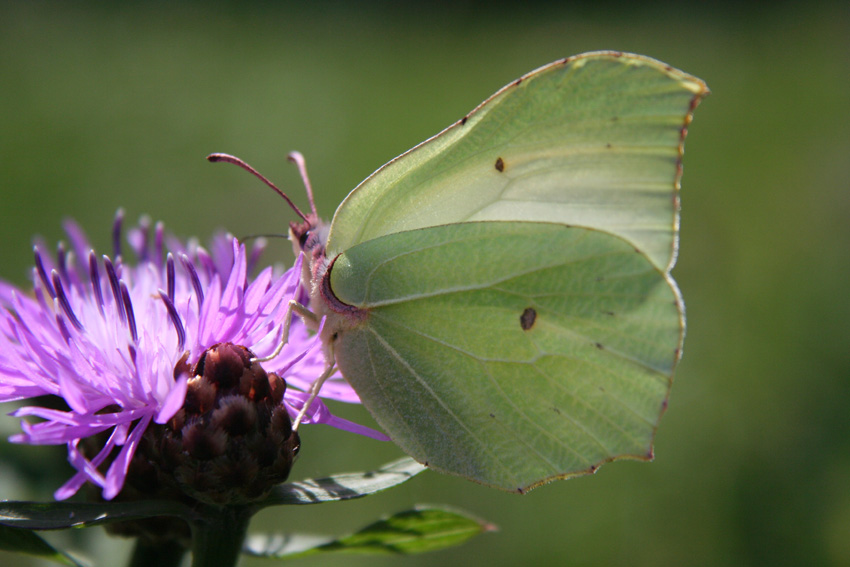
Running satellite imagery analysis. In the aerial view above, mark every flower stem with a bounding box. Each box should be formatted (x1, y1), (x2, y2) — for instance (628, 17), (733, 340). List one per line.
(189, 505), (253, 567)
(129, 538), (187, 567)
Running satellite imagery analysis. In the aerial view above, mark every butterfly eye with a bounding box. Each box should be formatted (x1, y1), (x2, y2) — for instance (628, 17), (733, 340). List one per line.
(298, 228), (311, 250)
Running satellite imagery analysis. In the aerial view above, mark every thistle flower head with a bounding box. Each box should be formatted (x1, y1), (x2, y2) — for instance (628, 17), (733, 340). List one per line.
(0, 212), (384, 502)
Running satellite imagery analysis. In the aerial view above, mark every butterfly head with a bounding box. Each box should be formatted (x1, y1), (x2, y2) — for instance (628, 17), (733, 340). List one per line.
(289, 215), (329, 258)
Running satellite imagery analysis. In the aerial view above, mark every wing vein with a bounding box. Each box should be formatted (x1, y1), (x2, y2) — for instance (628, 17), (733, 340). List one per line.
(366, 326), (523, 486)
(372, 312), (658, 444)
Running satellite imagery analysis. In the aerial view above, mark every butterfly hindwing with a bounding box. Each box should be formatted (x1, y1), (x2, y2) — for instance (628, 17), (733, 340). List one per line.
(328, 221), (681, 491)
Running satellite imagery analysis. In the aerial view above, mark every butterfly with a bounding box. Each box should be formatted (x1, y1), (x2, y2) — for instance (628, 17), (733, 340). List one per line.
(213, 51), (708, 493)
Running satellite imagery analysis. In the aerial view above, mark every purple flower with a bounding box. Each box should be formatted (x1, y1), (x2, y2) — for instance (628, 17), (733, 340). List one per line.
(0, 212), (385, 501)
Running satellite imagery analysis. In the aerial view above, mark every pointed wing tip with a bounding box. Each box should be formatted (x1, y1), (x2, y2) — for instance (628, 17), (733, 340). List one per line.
(564, 51), (710, 99)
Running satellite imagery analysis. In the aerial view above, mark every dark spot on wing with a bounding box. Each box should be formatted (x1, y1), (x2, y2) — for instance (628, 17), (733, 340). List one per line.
(489, 413), (495, 418)
(595, 342), (604, 350)
(513, 78), (523, 86)
(460, 116), (468, 126)
(495, 157), (505, 172)
(552, 407), (561, 415)
(520, 307), (536, 330)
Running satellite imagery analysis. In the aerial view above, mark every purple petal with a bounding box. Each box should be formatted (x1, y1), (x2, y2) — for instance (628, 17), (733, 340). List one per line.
(155, 374), (187, 424)
(196, 277), (222, 350)
(1, 217), (382, 501)
(102, 415), (150, 500)
(284, 390), (388, 441)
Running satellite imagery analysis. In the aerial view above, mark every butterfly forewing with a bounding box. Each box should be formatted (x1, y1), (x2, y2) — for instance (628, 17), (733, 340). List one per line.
(328, 222), (682, 491)
(325, 52), (708, 273)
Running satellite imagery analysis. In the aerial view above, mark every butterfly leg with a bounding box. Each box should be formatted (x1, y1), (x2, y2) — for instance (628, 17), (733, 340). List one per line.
(251, 299), (317, 364)
(291, 352), (337, 432)
(251, 299), (334, 432)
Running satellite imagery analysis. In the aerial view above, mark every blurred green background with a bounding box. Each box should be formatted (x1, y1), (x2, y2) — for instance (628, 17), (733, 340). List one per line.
(1, 2), (848, 566)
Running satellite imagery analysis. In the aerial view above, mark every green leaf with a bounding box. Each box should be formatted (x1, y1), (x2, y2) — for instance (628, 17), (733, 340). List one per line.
(0, 524), (85, 566)
(258, 457), (426, 507)
(0, 458), (424, 534)
(244, 506), (494, 558)
(0, 499), (195, 530)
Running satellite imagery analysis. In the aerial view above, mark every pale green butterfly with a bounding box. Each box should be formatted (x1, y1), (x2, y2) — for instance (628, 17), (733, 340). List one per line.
(212, 51), (708, 493)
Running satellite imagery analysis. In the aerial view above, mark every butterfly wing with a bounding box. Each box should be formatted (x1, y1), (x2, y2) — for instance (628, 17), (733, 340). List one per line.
(325, 52), (708, 273)
(328, 221), (681, 491)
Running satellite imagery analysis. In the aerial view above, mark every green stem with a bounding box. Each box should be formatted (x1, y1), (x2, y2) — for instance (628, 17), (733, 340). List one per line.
(189, 505), (253, 567)
(128, 538), (187, 567)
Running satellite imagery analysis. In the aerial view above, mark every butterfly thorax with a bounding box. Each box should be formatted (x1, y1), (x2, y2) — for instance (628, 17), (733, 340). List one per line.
(289, 217), (367, 342)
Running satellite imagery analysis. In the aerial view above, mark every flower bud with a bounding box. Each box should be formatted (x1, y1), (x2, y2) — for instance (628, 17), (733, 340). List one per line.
(99, 343), (300, 543)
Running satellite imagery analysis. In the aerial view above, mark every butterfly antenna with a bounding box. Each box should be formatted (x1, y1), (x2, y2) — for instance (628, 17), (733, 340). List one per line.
(287, 151), (319, 219)
(207, 153), (310, 223)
